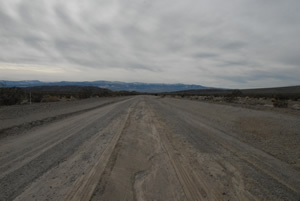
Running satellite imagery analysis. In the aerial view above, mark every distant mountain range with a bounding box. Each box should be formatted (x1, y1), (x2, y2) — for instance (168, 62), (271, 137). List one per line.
(169, 85), (300, 97)
(0, 80), (210, 93)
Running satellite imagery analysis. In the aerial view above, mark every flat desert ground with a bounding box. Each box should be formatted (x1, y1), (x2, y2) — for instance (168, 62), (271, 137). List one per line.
(0, 96), (299, 200)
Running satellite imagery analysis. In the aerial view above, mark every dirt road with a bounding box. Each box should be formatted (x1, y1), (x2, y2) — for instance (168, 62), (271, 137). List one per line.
(0, 96), (299, 200)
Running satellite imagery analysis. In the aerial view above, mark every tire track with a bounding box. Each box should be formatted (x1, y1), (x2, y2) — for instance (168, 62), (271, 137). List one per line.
(179, 111), (300, 195)
(149, 97), (300, 200)
(149, 107), (211, 201)
(0, 99), (132, 201)
(0, 116), (97, 178)
(64, 104), (134, 201)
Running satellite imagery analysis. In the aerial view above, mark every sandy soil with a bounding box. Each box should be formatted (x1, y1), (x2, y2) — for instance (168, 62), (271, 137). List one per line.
(0, 96), (299, 200)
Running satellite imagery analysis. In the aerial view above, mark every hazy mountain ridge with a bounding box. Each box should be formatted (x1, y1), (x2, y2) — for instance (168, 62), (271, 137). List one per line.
(170, 85), (300, 98)
(0, 80), (209, 92)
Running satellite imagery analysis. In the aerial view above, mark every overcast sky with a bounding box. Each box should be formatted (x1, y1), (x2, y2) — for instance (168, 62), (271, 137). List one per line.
(0, 0), (299, 88)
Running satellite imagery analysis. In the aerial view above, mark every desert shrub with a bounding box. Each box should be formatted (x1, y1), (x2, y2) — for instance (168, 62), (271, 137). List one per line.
(231, 90), (243, 97)
(272, 99), (288, 108)
(79, 87), (94, 99)
(204, 96), (213, 101)
(31, 93), (43, 102)
(224, 94), (235, 102)
(224, 96), (234, 102)
(41, 95), (60, 102)
(223, 90), (243, 102)
(0, 87), (25, 105)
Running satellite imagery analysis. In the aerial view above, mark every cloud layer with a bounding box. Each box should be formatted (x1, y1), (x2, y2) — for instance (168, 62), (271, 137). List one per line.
(0, 0), (299, 88)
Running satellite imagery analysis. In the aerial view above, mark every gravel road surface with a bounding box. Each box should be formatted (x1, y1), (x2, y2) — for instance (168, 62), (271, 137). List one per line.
(0, 96), (299, 201)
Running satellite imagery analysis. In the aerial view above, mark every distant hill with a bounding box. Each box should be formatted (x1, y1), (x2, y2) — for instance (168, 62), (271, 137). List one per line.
(0, 85), (139, 105)
(241, 85), (300, 95)
(22, 85), (111, 93)
(169, 85), (300, 98)
(0, 80), (209, 93)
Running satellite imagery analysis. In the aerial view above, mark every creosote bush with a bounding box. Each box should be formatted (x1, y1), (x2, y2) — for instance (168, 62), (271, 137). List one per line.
(0, 87), (25, 105)
(272, 99), (288, 108)
(41, 95), (60, 102)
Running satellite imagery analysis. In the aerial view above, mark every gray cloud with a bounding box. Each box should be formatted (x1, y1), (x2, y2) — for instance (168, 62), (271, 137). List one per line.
(221, 42), (247, 50)
(192, 53), (219, 59)
(0, 0), (299, 88)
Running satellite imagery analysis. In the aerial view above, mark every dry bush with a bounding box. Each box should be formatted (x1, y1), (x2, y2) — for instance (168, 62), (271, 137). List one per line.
(0, 87), (25, 105)
(224, 96), (235, 103)
(203, 96), (213, 101)
(41, 95), (60, 102)
(272, 99), (288, 108)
